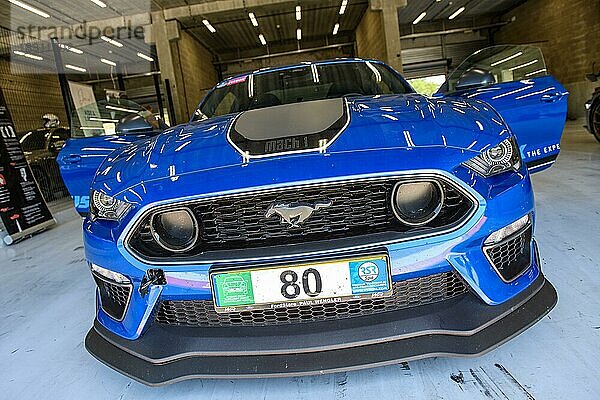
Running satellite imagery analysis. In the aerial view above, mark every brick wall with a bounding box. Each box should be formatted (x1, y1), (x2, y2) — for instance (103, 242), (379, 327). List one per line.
(494, 0), (600, 118)
(173, 30), (219, 119)
(0, 59), (67, 134)
(355, 7), (386, 62)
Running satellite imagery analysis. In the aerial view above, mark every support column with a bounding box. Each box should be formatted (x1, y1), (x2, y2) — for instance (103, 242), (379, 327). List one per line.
(356, 0), (406, 72)
(50, 38), (75, 125)
(148, 11), (185, 124)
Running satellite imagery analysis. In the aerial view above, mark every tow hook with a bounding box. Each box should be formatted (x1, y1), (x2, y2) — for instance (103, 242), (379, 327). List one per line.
(139, 269), (167, 297)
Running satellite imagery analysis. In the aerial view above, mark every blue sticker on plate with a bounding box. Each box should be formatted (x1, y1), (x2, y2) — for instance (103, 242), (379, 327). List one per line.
(348, 258), (389, 294)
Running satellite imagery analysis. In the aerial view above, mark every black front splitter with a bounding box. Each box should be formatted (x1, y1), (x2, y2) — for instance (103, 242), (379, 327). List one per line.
(85, 274), (557, 386)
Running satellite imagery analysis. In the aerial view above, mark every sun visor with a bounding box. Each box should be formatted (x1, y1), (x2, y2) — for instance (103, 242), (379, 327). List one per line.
(228, 98), (349, 158)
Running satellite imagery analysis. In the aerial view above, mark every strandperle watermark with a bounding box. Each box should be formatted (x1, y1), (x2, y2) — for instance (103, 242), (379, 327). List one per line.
(15, 20), (145, 45)
(8, 21), (151, 75)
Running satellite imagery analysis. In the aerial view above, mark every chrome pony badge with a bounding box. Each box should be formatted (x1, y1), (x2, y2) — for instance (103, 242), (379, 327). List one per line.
(265, 200), (333, 228)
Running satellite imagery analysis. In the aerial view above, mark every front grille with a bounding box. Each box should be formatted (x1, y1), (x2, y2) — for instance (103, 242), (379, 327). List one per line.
(155, 271), (468, 327)
(129, 176), (475, 259)
(484, 225), (533, 282)
(93, 274), (132, 321)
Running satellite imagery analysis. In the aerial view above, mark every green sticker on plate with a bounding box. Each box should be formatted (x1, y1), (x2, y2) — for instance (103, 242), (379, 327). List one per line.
(213, 271), (255, 307)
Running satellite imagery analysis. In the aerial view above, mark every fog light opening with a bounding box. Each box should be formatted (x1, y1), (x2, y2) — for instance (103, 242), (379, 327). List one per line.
(90, 263), (133, 321)
(391, 180), (444, 226)
(150, 208), (199, 252)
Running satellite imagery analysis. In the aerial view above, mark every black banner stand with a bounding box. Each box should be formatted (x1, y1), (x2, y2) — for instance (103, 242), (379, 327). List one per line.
(0, 87), (56, 245)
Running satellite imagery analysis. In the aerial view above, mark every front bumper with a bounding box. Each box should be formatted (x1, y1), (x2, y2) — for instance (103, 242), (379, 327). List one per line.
(85, 272), (556, 386)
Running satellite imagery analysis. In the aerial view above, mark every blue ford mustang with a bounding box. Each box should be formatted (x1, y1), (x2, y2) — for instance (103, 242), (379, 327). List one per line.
(73, 46), (568, 385)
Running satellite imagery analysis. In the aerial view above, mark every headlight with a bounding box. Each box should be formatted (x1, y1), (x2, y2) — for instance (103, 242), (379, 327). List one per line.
(150, 208), (198, 252)
(391, 181), (444, 226)
(463, 137), (521, 177)
(90, 190), (132, 221)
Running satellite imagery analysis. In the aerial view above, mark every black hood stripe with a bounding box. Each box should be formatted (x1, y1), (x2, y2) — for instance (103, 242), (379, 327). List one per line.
(227, 98), (350, 159)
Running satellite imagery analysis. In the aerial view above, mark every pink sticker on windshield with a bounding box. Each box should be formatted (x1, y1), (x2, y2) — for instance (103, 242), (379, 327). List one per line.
(225, 75), (248, 86)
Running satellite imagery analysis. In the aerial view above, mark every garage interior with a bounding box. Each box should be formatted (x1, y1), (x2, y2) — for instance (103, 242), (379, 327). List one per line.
(1, 0), (599, 398)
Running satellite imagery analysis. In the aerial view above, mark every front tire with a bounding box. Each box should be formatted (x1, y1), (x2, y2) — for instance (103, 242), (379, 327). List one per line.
(591, 101), (600, 143)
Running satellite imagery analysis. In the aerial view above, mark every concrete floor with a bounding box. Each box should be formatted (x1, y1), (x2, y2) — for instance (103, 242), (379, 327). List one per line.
(1, 121), (599, 399)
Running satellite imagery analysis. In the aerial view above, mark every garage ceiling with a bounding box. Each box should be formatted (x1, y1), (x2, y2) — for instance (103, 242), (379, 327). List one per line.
(0, 0), (528, 28)
(0, 0), (528, 76)
(0, 0), (156, 74)
(0, 0), (153, 27)
(178, 0), (368, 55)
(1, 0), (366, 72)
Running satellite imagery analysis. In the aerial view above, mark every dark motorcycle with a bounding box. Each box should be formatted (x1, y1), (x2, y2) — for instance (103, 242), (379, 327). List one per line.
(585, 63), (600, 143)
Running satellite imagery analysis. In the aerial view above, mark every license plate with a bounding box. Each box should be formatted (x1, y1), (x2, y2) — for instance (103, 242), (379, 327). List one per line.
(210, 255), (392, 313)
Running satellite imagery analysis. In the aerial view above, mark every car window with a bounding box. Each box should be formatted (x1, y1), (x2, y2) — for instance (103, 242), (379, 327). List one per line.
(442, 45), (548, 93)
(370, 63), (411, 95)
(194, 61), (411, 120)
(196, 78), (250, 121)
(254, 66), (322, 106)
(214, 92), (238, 116)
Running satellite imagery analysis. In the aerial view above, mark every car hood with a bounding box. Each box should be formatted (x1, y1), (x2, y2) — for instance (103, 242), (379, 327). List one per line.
(93, 94), (509, 199)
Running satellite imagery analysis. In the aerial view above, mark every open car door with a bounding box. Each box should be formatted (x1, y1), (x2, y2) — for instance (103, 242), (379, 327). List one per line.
(57, 99), (167, 215)
(436, 45), (568, 173)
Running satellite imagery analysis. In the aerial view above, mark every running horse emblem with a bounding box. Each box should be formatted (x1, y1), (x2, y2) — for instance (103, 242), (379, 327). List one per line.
(265, 200), (333, 228)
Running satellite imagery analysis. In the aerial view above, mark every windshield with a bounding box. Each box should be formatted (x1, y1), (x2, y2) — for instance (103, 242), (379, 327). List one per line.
(194, 61), (411, 121)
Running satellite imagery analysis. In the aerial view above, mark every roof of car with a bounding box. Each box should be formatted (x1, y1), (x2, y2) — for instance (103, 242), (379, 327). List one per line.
(219, 58), (384, 86)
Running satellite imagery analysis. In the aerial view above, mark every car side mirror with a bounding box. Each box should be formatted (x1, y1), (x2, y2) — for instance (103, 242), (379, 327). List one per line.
(455, 68), (496, 91)
(117, 114), (155, 135)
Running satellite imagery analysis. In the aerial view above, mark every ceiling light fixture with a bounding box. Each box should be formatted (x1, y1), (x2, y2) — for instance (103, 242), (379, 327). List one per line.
(136, 52), (154, 62)
(248, 12), (259, 27)
(8, 0), (50, 18)
(413, 11), (426, 25)
(333, 23), (340, 35)
(525, 68), (547, 77)
(509, 59), (538, 71)
(100, 58), (116, 66)
(202, 19), (216, 33)
(90, 0), (107, 7)
(100, 35), (123, 47)
(296, 5), (301, 21)
(449, 6), (466, 20)
(490, 51), (523, 67)
(339, 0), (348, 15)
(296, 28), (302, 40)
(65, 64), (87, 72)
(13, 50), (43, 61)
(258, 33), (267, 46)
(58, 43), (83, 54)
